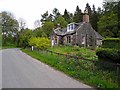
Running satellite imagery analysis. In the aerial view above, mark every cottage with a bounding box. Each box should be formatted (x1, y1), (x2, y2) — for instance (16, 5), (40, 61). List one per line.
(50, 8), (103, 47)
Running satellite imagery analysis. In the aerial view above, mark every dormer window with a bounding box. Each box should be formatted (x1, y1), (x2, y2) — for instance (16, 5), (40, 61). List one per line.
(67, 23), (75, 32)
(71, 24), (74, 30)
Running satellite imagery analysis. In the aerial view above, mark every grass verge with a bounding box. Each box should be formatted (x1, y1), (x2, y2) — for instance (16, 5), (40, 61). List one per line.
(21, 48), (119, 89)
(48, 46), (98, 60)
(2, 44), (17, 49)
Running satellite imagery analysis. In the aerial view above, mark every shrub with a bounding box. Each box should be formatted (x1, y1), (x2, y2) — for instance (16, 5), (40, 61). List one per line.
(29, 37), (50, 50)
(96, 48), (120, 63)
(102, 38), (120, 50)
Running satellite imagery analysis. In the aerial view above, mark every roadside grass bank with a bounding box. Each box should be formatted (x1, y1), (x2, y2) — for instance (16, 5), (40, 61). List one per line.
(2, 44), (17, 49)
(21, 48), (120, 89)
(48, 46), (98, 60)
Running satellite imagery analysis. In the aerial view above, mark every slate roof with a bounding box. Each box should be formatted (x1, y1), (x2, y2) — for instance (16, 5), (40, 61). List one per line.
(53, 22), (103, 39)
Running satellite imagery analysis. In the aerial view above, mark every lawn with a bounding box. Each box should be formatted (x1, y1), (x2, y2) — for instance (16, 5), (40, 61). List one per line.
(22, 46), (119, 89)
(48, 46), (98, 60)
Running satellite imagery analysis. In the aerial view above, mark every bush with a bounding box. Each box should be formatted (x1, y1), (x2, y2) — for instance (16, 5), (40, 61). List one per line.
(102, 38), (120, 50)
(29, 37), (50, 50)
(96, 48), (120, 63)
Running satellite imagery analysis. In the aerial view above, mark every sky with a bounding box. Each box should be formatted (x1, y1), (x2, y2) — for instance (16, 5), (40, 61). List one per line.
(0, 0), (103, 29)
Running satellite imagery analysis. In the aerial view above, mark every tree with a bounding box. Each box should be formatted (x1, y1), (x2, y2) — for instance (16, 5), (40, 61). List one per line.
(73, 6), (83, 23)
(42, 21), (55, 37)
(91, 5), (99, 31)
(33, 27), (47, 37)
(98, 1), (119, 38)
(52, 8), (60, 20)
(63, 9), (72, 23)
(34, 19), (40, 29)
(85, 3), (92, 16)
(97, 7), (103, 18)
(54, 15), (68, 28)
(40, 11), (49, 25)
(19, 29), (34, 48)
(98, 10), (118, 37)
(117, 1), (120, 37)
(18, 18), (26, 31)
(2, 11), (19, 45)
(47, 14), (54, 22)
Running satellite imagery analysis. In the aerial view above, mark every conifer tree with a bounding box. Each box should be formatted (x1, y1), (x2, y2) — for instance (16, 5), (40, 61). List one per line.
(73, 5), (83, 23)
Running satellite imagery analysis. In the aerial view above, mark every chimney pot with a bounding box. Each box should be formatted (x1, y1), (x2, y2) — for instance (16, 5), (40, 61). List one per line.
(83, 8), (89, 23)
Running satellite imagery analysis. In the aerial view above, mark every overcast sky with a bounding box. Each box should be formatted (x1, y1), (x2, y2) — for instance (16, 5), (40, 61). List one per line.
(0, 0), (103, 29)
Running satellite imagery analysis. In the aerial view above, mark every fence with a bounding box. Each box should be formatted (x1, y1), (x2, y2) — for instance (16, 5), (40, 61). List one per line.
(29, 48), (120, 88)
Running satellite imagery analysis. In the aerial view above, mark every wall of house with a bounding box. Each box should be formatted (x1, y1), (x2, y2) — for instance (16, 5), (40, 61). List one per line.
(76, 23), (85, 46)
(63, 34), (76, 45)
(71, 34), (76, 45)
(51, 34), (57, 46)
(76, 23), (97, 47)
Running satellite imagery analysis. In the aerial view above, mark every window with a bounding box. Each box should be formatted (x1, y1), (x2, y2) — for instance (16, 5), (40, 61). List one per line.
(69, 25), (71, 30)
(71, 24), (74, 30)
(67, 23), (75, 32)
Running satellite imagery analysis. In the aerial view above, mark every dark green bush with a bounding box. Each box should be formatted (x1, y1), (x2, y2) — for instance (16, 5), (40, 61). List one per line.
(102, 38), (120, 50)
(96, 48), (120, 63)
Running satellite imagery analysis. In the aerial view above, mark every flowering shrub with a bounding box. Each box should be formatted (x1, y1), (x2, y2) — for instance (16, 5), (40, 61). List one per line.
(29, 37), (50, 50)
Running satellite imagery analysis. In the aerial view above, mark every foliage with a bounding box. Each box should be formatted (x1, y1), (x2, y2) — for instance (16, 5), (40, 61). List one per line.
(42, 21), (55, 37)
(96, 48), (120, 63)
(102, 38), (120, 49)
(96, 38), (120, 64)
(98, 11), (118, 37)
(54, 15), (68, 28)
(52, 8), (60, 20)
(19, 29), (34, 48)
(90, 5), (99, 31)
(73, 6), (83, 23)
(1, 11), (19, 46)
(63, 9), (72, 23)
(29, 37), (50, 50)
(98, 1), (120, 38)
(40, 11), (49, 24)
(2, 44), (17, 49)
(33, 27), (47, 37)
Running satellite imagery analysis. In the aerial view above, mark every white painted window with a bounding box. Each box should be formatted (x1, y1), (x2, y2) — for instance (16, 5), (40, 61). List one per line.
(67, 23), (75, 32)
(71, 24), (74, 30)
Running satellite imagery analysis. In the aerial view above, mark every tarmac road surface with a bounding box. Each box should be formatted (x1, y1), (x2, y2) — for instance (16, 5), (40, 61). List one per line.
(2, 48), (93, 88)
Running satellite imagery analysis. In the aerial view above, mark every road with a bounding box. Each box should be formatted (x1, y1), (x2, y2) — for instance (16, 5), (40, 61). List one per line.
(2, 48), (92, 88)
(0, 50), (2, 89)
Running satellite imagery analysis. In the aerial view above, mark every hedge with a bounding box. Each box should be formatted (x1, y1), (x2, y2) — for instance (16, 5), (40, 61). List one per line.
(102, 38), (120, 50)
(96, 48), (120, 63)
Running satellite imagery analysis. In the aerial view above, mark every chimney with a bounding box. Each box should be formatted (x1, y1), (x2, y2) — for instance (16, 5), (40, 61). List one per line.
(83, 8), (89, 23)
